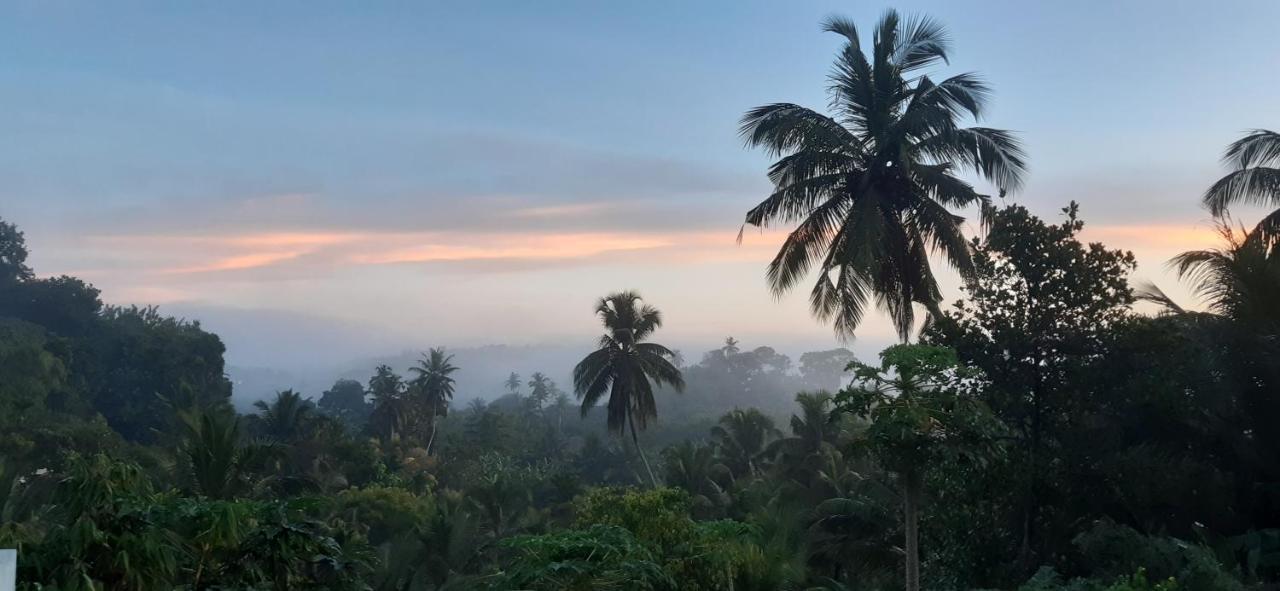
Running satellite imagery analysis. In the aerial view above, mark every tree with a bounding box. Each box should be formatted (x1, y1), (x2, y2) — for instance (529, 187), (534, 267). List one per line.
(739, 10), (1027, 340)
(573, 291), (685, 487)
(253, 389), (315, 443)
(1203, 129), (1280, 228)
(178, 408), (268, 500)
(710, 408), (780, 479)
(318, 379), (371, 430)
(834, 344), (999, 591)
(0, 217), (34, 285)
(1156, 221), (1280, 338)
(408, 347), (459, 455)
(527, 372), (554, 411)
(504, 372), (521, 397)
(367, 364), (408, 441)
(798, 349), (856, 392)
(928, 202), (1135, 564)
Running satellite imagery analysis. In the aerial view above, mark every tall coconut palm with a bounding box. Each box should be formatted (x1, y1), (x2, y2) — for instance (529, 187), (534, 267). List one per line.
(408, 347), (459, 455)
(504, 372), (521, 397)
(739, 10), (1027, 340)
(573, 290), (685, 487)
(526, 372), (553, 410)
(367, 364), (409, 442)
(1203, 129), (1280, 229)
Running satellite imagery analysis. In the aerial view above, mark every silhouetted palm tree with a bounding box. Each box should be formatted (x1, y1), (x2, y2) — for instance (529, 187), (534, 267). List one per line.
(409, 347), (459, 455)
(252, 389), (314, 443)
(1203, 129), (1280, 229)
(573, 291), (685, 487)
(739, 10), (1026, 340)
(504, 372), (521, 397)
(1146, 222), (1280, 337)
(526, 372), (553, 410)
(767, 392), (844, 486)
(367, 365), (408, 442)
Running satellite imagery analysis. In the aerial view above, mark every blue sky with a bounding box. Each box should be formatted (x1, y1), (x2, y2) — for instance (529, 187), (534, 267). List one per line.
(3, 0), (1279, 366)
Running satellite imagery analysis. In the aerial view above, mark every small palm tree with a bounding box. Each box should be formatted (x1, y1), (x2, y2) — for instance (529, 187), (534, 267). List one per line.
(178, 409), (276, 499)
(252, 389), (314, 443)
(1203, 129), (1280, 228)
(408, 347), (460, 455)
(711, 408), (781, 479)
(661, 441), (729, 513)
(504, 372), (521, 397)
(573, 291), (685, 487)
(740, 10), (1027, 340)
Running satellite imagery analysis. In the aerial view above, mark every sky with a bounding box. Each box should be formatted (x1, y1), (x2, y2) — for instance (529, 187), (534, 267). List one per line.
(3, 0), (1280, 369)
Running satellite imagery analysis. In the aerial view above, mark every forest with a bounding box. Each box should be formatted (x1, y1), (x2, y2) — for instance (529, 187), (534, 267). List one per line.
(3, 9), (1280, 591)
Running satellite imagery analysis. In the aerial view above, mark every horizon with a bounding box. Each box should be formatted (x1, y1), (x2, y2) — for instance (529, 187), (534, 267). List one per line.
(5, 0), (1280, 374)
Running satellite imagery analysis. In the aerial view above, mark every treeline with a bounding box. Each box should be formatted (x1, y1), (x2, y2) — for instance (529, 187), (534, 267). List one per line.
(3, 191), (1279, 589)
(4, 9), (1280, 591)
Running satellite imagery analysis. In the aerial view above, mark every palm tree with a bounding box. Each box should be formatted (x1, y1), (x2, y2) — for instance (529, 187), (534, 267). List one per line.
(527, 372), (553, 410)
(367, 365), (409, 442)
(504, 372), (521, 397)
(1203, 129), (1280, 229)
(408, 347), (460, 455)
(711, 408), (781, 479)
(178, 408), (277, 499)
(739, 10), (1027, 340)
(573, 290), (685, 487)
(767, 392), (845, 487)
(1145, 222), (1280, 337)
(252, 389), (314, 443)
(661, 441), (729, 514)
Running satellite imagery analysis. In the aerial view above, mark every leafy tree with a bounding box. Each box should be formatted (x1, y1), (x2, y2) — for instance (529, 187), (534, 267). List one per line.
(573, 291), (685, 487)
(504, 371), (521, 397)
(408, 347), (459, 455)
(835, 344), (1000, 591)
(0, 318), (66, 423)
(318, 378), (372, 431)
(0, 217), (33, 285)
(798, 348), (856, 392)
(928, 202), (1135, 564)
(739, 10), (1026, 339)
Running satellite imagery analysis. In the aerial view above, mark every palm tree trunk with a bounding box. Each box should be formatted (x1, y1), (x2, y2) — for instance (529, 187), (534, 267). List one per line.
(628, 413), (658, 488)
(903, 469), (923, 591)
(425, 399), (439, 455)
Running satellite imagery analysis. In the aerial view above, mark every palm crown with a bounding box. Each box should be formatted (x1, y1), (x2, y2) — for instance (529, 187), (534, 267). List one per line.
(1204, 129), (1280, 228)
(573, 291), (685, 435)
(740, 10), (1027, 339)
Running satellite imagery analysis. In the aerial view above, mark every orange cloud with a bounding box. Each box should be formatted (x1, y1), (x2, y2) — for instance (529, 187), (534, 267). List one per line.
(164, 250), (309, 274)
(346, 233), (672, 264)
